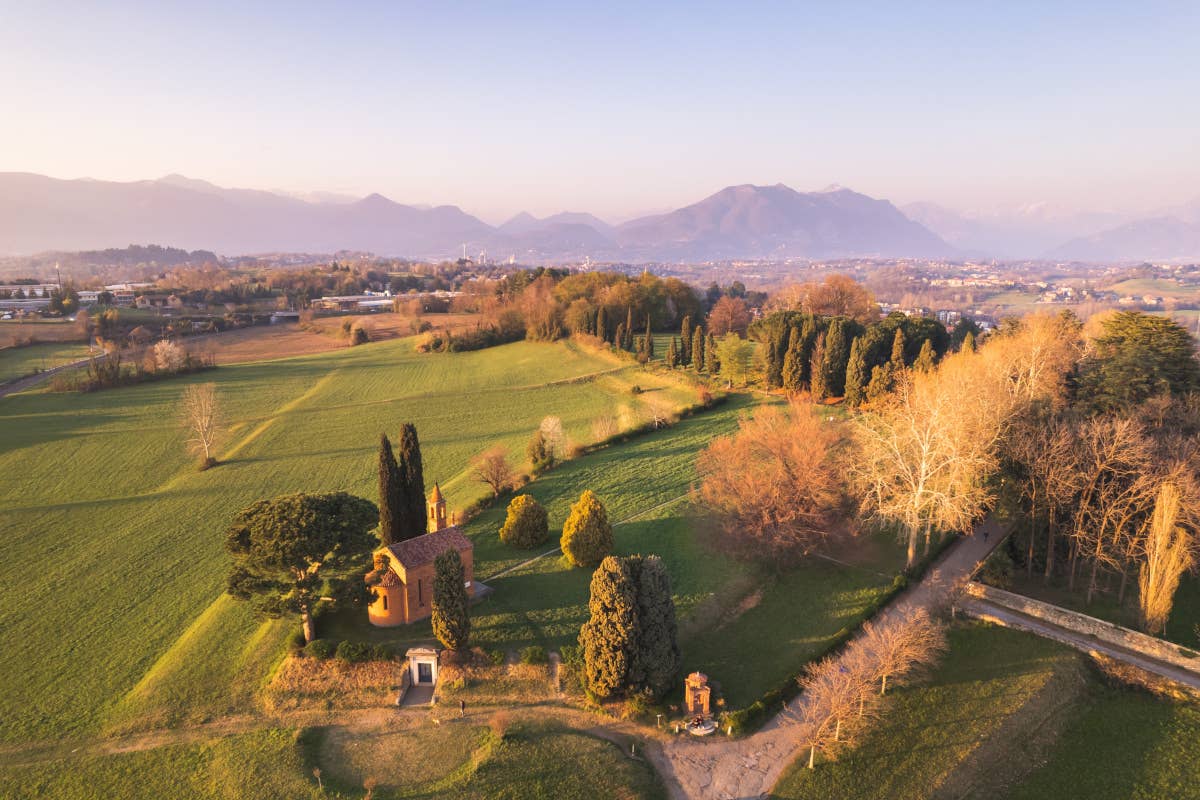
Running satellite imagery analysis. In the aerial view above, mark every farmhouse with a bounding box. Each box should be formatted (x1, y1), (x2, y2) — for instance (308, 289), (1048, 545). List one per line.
(367, 484), (475, 626)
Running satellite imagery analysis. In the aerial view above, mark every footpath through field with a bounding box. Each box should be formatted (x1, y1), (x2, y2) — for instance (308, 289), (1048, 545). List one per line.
(647, 518), (1010, 800)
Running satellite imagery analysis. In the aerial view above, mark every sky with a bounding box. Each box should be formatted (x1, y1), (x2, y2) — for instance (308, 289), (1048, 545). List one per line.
(0, 0), (1197, 223)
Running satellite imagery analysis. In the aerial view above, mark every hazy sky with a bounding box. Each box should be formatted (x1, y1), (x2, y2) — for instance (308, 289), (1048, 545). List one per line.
(1, 1), (1197, 223)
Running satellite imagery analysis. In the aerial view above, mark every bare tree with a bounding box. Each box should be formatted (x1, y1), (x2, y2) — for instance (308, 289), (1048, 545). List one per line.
(1139, 481), (1194, 634)
(697, 401), (845, 563)
(180, 383), (221, 469)
(852, 351), (1015, 567)
(1067, 415), (1155, 601)
(1006, 414), (1082, 581)
(472, 446), (515, 497)
(591, 413), (620, 442)
(857, 609), (947, 695)
(538, 415), (565, 457)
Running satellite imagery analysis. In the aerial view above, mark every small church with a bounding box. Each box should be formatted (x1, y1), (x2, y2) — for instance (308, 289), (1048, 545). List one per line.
(367, 483), (476, 626)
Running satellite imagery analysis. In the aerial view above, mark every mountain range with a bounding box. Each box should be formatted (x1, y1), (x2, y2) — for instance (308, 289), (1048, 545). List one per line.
(0, 172), (1195, 263)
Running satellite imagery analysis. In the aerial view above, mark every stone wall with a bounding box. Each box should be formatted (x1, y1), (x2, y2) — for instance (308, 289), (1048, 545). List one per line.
(964, 581), (1200, 675)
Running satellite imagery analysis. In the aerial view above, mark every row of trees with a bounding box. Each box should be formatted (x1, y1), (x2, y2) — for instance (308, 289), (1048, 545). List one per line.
(796, 610), (946, 768)
(377, 425), (427, 544)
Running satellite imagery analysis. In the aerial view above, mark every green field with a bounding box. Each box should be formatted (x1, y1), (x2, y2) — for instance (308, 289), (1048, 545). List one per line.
(1104, 278), (1200, 301)
(0, 337), (697, 742)
(0, 341), (93, 383)
(0, 722), (665, 800)
(771, 622), (1200, 800)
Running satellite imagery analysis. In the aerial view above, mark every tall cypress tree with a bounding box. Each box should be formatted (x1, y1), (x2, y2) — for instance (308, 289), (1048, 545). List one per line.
(644, 315), (654, 358)
(625, 308), (634, 350)
(396, 423), (427, 539)
(431, 549), (470, 650)
(704, 332), (719, 374)
(890, 327), (906, 366)
(578, 555), (639, 698)
(798, 316), (817, 386)
(843, 336), (869, 407)
(666, 337), (678, 367)
(913, 338), (936, 372)
(810, 332), (829, 401)
(767, 324), (788, 388)
(614, 322), (625, 352)
(822, 318), (850, 397)
(680, 315), (693, 365)
(596, 306), (608, 343)
(377, 433), (403, 545)
(782, 326), (805, 394)
(627, 555), (680, 700)
(691, 325), (705, 372)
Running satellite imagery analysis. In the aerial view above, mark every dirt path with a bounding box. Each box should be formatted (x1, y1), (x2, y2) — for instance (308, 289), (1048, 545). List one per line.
(648, 519), (1009, 800)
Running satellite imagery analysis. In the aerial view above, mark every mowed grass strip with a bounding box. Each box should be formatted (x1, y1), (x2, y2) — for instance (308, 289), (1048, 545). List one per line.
(0, 337), (691, 742)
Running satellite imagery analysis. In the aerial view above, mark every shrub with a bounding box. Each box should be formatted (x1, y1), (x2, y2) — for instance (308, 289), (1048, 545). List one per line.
(499, 494), (549, 549)
(350, 325), (369, 345)
(561, 490), (613, 568)
(631, 384), (643, 394)
(335, 640), (373, 663)
(488, 649), (507, 666)
(520, 645), (548, 665)
(305, 639), (336, 660)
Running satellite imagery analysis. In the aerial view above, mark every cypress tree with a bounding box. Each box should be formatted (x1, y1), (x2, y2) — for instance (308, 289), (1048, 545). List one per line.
(627, 555), (680, 700)
(644, 315), (654, 358)
(666, 337), (678, 367)
(843, 336), (869, 407)
(914, 338), (936, 372)
(377, 433), (403, 545)
(396, 423), (426, 539)
(561, 490), (613, 567)
(578, 556), (639, 698)
(691, 325), (705, 372)
(782, 326), (805, 394)
(890, 327), (906, 366)
(625, 308), (634, 350)
(766, 324), (788, 389)
(798, 316), (817, 386)
(596, 306), (608, 343)
(680, 315), (693, 365)
(704, 333), (719, 374)
(431, 549), (470, 651)
(822, 318), (850, 397)
(810, 332), (828, 401)
(614, 322), (626, 352)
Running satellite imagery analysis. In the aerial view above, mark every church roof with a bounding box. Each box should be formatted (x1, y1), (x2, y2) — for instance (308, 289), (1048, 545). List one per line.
(429, 482), (444, 504)
(385, 526), (470, 569)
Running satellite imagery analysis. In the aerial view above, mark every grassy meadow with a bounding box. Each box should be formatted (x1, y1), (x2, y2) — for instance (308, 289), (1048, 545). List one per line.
(0, 336), (700, 742)
(0, 341), (94, 383)
(771, 622), (1200, 800)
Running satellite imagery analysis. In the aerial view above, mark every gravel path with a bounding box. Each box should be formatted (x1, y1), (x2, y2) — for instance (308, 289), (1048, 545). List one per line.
(649, 520), (1008, 800)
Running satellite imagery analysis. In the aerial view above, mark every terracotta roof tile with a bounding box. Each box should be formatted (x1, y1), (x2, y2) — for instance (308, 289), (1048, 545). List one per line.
(386, 526), (471, 568)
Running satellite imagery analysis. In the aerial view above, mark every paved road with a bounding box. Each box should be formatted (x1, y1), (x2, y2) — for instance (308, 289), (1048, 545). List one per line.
(649, 519), (1009, 800)
(0, 355), (94, 397)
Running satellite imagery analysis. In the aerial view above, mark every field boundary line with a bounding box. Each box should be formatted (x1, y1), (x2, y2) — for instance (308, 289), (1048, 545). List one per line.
(481, 491), (692, 582)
